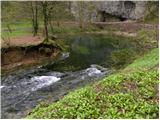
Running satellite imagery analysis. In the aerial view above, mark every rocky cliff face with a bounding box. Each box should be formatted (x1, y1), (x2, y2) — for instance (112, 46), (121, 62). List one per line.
(71, 1), (146, 22)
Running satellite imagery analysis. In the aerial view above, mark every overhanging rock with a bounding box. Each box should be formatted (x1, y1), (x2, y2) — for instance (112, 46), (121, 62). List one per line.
(71, 1), (146, 22)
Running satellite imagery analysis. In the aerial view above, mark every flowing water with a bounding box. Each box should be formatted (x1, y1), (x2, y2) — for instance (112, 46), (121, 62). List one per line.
(1, 34), (132, 118)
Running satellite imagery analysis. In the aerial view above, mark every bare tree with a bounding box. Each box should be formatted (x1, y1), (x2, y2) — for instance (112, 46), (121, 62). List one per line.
(30, 1), (38, 36)
(41, 1), (49, 41)
(78, 1), (84, 31)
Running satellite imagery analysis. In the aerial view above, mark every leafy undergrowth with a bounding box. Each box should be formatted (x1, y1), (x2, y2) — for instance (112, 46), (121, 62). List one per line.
(124, 48), (158, 72)
(26, 48), (159, 119)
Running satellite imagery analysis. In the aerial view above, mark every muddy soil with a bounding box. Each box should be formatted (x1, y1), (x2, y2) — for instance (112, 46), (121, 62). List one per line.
(1, 45), (60, 74)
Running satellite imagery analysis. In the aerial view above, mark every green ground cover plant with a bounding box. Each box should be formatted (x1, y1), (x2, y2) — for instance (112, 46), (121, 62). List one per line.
(26, 48), (159, 119)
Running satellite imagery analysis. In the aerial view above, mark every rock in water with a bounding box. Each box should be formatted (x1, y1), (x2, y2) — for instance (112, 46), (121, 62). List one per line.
(30, 76), (61, 91)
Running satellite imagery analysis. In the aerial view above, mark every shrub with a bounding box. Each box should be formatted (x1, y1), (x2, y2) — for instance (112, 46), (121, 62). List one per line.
(137, 29), (158, 49)
(111, 48), (135, 69)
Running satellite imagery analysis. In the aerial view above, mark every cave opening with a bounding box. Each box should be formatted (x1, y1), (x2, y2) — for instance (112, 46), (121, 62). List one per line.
(99, 11), (128, 22)
(124, 1), (136, 15)
(119, 17), (127, 22)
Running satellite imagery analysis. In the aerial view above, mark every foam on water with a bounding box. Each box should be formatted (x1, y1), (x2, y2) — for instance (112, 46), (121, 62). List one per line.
(85, 67), (101, 76)
(30, 76), (60, 91)
(0, 86), (5, 89)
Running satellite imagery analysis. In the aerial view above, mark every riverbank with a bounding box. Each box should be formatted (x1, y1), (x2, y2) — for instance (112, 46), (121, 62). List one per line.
(2, 20), (158, 75)
(1, 47), (60, 74)
(27, 48), (159, 119)
(1, 40), (61, 74)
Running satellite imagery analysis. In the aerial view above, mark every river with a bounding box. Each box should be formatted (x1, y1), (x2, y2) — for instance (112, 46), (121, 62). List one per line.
(1, 34), (133, 118)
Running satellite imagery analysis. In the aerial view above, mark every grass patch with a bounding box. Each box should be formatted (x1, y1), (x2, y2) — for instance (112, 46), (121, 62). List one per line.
(2, 30), (32, 39)
(110, 48), (136, 69)
(26, 48), (159, 119)
(49, 25), (81, 35)
(1, 22), (32, 39)
(124, 48), (158, 71)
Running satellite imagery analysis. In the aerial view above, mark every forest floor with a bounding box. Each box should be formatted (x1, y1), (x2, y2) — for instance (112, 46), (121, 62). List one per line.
(1, 35), (44, 48)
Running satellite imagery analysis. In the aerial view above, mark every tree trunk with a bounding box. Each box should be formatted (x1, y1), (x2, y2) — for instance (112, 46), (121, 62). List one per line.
(57, 21), (60, 27)
(31, 2), (35, 35)
(41, 2), (49, 41)
(78, 1), (84, 31)
(30, 1), (38, 36)
(34, 2), (38, 35)
(68, 2), (72, 13)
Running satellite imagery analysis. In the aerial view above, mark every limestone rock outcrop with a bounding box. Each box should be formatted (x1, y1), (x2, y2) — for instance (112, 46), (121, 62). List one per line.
(71, 1), (146, 22)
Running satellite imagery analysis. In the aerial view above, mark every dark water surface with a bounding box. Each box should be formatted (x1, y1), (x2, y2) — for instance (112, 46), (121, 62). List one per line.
(1, 34), (133, 118)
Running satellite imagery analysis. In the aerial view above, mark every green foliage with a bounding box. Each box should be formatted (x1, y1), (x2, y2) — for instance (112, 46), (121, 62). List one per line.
(48, 2), (74, 22)
(43, 39), (56, 45)
(125, 48), (158, 71)
(1, 22), (32, 39)
(48, 26), (81, 34)
(1, 1), (79, 40)
(137, 29), (158, 48)
(86, 24), (101, 32)
(2, 1), (22, 22)
(56, 40), (70, 51)
(111, 48), (136, 69)
(143, 1), (159, 23)
(43, 39), (69, 51)
(26, 48), (159, 119)
(109, 28), (158, 69)
(27, 87), (100, 119)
